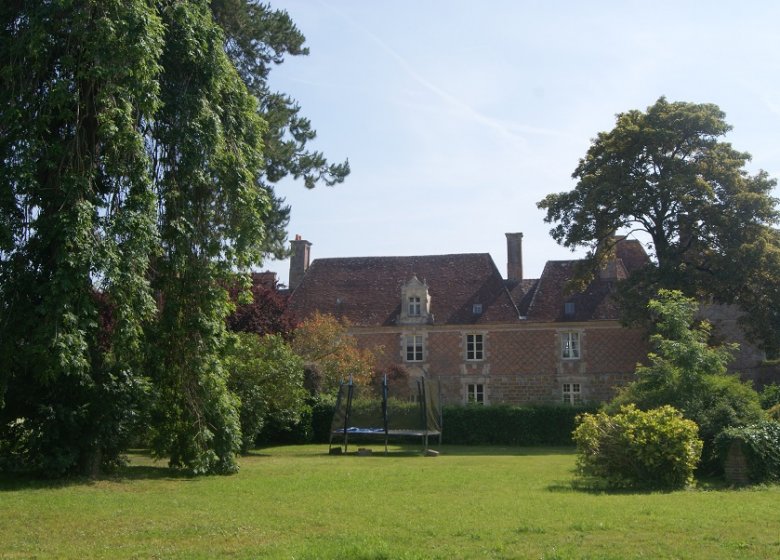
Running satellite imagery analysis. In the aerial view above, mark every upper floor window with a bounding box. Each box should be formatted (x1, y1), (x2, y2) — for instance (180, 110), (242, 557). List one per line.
(467, 383), (485, 405)
(408, 296), (421, 316)
(562, 383), (582, 405)
(405, 334), (423, 362)
(561, 331), (580, 359)
(564, 302), (575, 317)
(466, 334), (484, 361)
(472, 303), (483, 315)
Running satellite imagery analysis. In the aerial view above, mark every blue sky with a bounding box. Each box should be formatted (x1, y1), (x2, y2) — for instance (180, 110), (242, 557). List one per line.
(264, 0), (780, 286)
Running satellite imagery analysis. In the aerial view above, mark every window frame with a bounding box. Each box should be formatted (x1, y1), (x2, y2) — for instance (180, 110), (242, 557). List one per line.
(562, 382), (582, 405)
(408, 296), (421, 317)
(465, 333), (484, 361)
(561, 331), (581, 360)
(405, 334), (424, 362)
(467, 383), (485, 405)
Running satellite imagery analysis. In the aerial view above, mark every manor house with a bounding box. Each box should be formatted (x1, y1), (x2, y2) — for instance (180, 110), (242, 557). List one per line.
(285, 233), (655, 406)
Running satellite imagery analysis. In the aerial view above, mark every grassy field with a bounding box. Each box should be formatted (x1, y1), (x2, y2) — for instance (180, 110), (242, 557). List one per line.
(1, 444), (779, 559)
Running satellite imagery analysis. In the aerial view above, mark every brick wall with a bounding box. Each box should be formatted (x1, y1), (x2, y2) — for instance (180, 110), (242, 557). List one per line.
(351, 322), (648, 406)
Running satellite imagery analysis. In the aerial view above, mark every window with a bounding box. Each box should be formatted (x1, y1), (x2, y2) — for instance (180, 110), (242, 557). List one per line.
(561, 331), (580, 359)
(408, 296), (421, 316)
(405, 335), (423, 362)
(472, 303), (483, 315)
(564, 302), (575, 317)
(467, 383), (484, 405)
(466, 334), (484, 361)
(562, 383), (582, 405)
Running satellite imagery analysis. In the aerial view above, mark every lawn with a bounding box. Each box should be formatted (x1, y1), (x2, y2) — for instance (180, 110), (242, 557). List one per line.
(1, 444), (779, 559)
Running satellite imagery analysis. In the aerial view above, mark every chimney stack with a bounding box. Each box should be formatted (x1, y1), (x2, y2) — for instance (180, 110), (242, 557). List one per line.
(506, 232), (523, 282)
(289, 235), (312, 290)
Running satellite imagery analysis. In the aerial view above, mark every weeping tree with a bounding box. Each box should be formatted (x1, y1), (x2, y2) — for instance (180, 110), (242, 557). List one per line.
(1, 0), (348, 476)
(0, 0), (163, 476)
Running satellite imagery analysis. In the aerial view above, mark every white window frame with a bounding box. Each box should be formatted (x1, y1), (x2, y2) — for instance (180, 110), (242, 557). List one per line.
(405, 334), (423, 362)
(562, 383), (582, 405)
(561, 331), (581, 360)
(466, 333), (484, 361)
(467, 383), (485, 405)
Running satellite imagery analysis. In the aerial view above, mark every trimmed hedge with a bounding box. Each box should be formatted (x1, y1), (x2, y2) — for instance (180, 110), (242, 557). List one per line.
(442, 404), (596, 446)
(259, 401), (594, 447)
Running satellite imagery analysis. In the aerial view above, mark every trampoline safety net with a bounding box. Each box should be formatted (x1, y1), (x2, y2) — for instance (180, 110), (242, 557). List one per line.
(328, 376), (442, 454)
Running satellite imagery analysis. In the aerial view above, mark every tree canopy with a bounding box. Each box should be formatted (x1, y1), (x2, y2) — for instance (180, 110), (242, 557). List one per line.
(538, 97), (780, 352)
(0, 0), (347, 476)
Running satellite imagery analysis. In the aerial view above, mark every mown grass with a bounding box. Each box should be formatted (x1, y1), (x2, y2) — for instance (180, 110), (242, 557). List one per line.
(1, 444), (779, 559)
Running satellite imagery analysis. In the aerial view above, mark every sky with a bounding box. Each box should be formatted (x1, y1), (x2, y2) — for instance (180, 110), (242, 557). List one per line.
(263, 0), (780, 286)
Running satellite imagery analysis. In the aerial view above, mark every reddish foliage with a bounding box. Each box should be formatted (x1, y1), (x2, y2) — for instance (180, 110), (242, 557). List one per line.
(227, 273), (295, 339)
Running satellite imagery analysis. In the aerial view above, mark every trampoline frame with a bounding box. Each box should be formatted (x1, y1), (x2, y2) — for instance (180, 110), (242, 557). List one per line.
(328, 376), (442, 455)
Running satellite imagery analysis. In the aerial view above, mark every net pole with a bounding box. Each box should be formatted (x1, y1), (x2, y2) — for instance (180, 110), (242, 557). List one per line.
(383, 373), (389, 455)
(343, 376), (354, 454)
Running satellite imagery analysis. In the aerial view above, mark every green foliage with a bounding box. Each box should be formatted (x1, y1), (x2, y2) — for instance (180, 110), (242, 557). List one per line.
(224, 333), (306, 453)
(573, 405), (703, 489)
(537, 97), (780, 352)
(759, 383), (780, 409)
(715, 422), (780, 483)
(610, 291), (764, 467)
(1, 1), (346, 477)
(441, 404), (592, 446)
(0, 0), (163, 476)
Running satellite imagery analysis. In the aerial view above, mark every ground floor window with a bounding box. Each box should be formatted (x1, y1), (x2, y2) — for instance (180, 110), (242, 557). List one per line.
(405, 334), (423, 362)
(467, 383), (485, 405)
(562, 383), (582, 405)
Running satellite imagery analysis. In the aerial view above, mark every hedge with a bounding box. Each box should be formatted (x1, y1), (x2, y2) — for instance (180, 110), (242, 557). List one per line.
(259, 401), (594, 447)
(441, 404), (596, 446)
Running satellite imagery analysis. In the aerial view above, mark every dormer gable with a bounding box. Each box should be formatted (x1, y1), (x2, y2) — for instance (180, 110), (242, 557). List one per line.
(399, 274), (433, 324)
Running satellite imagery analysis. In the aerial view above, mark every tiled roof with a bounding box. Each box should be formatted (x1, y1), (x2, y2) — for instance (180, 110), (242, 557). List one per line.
(288, 253), (520, 326)
(288, 237), (650, 326)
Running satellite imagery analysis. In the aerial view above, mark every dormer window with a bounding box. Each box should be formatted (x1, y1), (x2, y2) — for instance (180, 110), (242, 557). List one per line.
(472, 303), (483, 315)
(399, 275), (431, 324)
(408, 296), (421, 316)
(564, 302), (575, 317)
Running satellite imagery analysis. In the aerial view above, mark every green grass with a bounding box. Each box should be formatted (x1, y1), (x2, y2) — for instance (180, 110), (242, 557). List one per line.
(1, 445), (779, 559)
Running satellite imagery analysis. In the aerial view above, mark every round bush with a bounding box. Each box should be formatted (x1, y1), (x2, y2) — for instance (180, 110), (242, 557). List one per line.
(573, 404), (703, 489)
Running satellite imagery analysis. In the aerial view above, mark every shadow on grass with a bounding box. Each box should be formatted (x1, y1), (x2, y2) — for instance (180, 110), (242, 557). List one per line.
(0, 451), (197, 491)
(276, 443), (578, 458)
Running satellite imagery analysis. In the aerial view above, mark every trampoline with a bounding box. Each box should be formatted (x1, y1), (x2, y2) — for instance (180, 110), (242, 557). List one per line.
(328, 376), (442, 454)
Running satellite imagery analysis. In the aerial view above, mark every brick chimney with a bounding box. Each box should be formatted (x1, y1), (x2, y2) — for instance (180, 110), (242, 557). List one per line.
(506, 232), (523, 282)
(289, 235), (311, 290)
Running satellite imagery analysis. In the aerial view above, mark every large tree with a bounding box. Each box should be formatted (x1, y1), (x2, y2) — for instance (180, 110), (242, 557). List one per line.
(1, 0), (349, 476)
(538, 97), (780, 353)
(0, 0), (163, 476)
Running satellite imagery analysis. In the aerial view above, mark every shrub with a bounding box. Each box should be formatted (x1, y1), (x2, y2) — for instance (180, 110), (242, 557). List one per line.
(759, 383), (780, 410)
(573, 405), (703, 489)
(442, 404), (594, 446)
(715, 422), (780, 483)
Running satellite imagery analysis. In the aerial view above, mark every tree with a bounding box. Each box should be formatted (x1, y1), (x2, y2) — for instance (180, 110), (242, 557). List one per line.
(609, 290), (764, 467)
(291, 312), (376, 395)
(537, 97), (780, 352)
(224, 333), (306, 453)
(1, 0), (349, 477)
(0, 0), (163, 476)
(227, 274), (294, 338)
